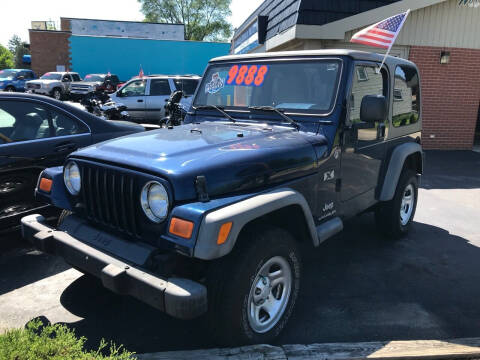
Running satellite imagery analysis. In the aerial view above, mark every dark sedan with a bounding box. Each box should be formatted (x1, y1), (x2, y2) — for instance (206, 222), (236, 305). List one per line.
(0, 92), (144, 232)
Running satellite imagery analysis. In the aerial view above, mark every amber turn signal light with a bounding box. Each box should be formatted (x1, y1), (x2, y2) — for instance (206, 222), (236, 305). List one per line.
(169, 217), (194, 239)
(39, 178), (53, 193)
(217, 222), (233, 245)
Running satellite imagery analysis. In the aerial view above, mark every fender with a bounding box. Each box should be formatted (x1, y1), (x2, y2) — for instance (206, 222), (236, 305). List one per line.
(193, 188), (318, 260)
(35, 166), (73, 211)
(379, 142), (423, 201)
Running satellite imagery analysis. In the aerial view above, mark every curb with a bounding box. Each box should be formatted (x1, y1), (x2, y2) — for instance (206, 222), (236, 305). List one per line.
(137, 338), (480, 359)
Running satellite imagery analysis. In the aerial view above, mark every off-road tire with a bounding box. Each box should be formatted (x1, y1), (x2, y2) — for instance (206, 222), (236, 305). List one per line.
(206, 225), (301, 346)
(375, 169), (418, 238)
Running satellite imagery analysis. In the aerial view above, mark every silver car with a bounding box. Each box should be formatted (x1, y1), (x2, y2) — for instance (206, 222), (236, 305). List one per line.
(109, 75), (200, 123)
(26, 72), (82, 100)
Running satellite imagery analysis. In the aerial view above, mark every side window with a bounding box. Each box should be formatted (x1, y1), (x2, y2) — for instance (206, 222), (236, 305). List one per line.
(349, 65), (387, 124)
(119, 80), (146, 97)
(173, 79), (199, 96)
(111, 75), (119, 84)
(150, 79), (171, 96)
(0, 101), (51, 144)
(25, 71), (34, 79)
(62, 74), (72, 82)
(51, 110), (88, 136)
(393, 65), (420, 127)
(72, 74), (81, 81)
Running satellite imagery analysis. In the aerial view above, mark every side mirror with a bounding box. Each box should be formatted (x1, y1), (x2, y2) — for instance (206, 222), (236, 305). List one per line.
(17, 76), (25, 80)
(360, 95), (387, 123)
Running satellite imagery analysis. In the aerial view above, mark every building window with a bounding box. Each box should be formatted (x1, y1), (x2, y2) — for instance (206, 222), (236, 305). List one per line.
(393, 88), (403, 102)
(393, 65), (420, 127)
(356, 67), (369, 82)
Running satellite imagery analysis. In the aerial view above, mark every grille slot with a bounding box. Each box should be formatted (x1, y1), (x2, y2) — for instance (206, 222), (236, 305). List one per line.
(80, 164), (140, 239)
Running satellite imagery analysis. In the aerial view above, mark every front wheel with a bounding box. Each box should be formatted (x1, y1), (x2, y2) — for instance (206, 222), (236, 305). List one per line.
(5, 86), (15, 92)
(206, 226), (301, 345)
(52, 88), (63, 101)
(375, 169), (418, 238)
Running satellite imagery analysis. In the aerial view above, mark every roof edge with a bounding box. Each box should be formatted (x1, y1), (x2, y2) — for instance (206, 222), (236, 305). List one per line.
(296, 0), (447, 40)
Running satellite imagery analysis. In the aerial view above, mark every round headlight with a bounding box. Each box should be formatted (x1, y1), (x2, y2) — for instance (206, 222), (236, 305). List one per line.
(64, 161), (81, 195)
(140, 181), (169, 223)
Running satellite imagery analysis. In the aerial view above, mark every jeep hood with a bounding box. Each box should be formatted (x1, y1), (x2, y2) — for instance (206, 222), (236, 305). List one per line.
(71, 122), (325, 201)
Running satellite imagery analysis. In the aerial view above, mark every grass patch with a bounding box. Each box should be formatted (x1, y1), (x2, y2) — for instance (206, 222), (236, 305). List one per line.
(0, 320), (136, 360)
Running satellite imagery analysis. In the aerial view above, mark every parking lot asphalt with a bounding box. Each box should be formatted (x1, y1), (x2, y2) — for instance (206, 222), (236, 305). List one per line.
(0, 150), (479, 353)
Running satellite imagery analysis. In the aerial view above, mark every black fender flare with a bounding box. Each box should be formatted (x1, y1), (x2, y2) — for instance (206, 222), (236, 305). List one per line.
(379, 142), (423, 201)
(193, 188), (318, 260)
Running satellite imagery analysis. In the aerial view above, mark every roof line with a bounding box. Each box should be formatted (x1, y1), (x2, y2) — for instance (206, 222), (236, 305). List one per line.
(60, 17), (184, 26)
(295, 0), (447, 40)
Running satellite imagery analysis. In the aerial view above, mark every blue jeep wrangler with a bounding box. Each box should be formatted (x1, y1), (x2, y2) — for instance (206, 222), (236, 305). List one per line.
(0, 69), (36, 92)
(22, 50), (423, 345)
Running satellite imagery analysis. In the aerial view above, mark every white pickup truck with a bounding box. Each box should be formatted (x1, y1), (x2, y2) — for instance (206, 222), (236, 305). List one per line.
(110, 75), (200, 123)
(26, 72), (82, 100)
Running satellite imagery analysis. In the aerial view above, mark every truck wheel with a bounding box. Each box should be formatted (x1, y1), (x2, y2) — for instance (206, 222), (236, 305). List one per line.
(375, 169), (418, 238)
(52, 88), (63, 101)
(206, 225), (301, 345)
(5, 86), (15, 92)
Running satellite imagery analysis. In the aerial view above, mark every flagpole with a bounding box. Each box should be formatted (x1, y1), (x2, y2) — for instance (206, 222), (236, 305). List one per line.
(376, 9), (410, 73)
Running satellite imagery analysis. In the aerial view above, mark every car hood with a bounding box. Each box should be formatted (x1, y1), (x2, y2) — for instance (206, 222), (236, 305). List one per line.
(71, 121), (325, 201)
(0, 78), (13, 82)
(73, 81), (102, 86)
(28, 79), (59, 84)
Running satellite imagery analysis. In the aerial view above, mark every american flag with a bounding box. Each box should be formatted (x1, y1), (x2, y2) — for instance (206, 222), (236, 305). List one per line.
(351, 10), (410, 49)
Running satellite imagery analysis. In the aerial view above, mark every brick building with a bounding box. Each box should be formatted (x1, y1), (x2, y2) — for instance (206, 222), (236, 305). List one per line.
(232, 0), (480, 149)
(28, 18), (229, 82)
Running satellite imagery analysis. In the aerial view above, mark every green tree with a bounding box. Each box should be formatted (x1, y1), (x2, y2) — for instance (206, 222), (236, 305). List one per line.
(138, 0), (232, 41)
(0, 45), (14, 70)
(8, 34), (30, 68)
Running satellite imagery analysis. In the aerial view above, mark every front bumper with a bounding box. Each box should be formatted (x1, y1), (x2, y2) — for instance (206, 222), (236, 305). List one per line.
(21, 214), (207, 319)
(28, 88), (51, 95)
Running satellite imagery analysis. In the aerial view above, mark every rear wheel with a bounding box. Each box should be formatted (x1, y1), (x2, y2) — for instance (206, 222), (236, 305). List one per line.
(206, 225), (301, 345)
(5, 86), (15, 92)
(375, 169), (418, 238)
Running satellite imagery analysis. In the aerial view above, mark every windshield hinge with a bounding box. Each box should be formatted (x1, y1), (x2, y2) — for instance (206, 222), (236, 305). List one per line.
(195, 175), (210, 202)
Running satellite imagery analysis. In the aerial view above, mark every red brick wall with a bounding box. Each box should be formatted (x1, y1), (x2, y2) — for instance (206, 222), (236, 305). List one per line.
(60, 18), (71, 31)
(409, 46), (480, 150)
(29, 30), (72, 77)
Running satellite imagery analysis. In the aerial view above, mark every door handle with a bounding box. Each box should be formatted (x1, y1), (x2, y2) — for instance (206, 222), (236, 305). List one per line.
(54, 142), (77, 153)
(137, 99), (144, 103)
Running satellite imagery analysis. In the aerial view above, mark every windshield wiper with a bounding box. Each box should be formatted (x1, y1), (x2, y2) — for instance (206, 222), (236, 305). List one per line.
(193, 105), (236, 123)
(248, 106), (300, 130)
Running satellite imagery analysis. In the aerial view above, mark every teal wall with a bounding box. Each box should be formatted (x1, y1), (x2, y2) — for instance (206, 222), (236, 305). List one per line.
(69, 36), (230, 81)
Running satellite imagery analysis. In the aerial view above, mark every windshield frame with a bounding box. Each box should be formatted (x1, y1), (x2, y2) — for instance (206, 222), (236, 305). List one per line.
(0, 70), (18, 79)
(194, 57), (344, 118)
(84, 74), (105, 82)
(40, 73), (62, 80)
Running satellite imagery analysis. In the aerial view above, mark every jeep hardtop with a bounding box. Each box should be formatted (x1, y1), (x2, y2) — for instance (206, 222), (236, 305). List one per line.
(22, 49), (423, 345)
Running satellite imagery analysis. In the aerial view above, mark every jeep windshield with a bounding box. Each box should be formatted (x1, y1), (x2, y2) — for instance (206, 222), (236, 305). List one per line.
(40, 73), (62, 80)
(0, 70), (17, 79)
(194, 59), (342, 116)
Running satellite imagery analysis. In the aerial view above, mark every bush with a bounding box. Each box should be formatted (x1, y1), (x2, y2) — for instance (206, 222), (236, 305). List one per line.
(0, 320), (136, 360)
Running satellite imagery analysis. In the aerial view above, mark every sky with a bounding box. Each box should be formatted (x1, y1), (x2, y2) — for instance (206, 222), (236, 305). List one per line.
(0, 0), (263, 47)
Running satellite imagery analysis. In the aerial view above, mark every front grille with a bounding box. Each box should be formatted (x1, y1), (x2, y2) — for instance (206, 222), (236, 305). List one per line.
(28, 84), (41, 89)
(80, 164), (141, 239)
(71, 85), (90, 90)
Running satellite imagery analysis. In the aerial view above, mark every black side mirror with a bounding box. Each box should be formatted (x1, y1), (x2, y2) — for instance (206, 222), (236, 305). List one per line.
(360, 95), (387, 123)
